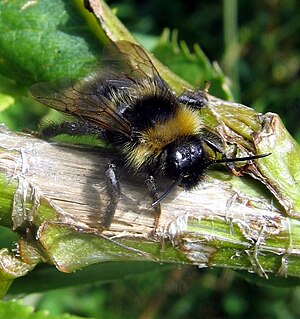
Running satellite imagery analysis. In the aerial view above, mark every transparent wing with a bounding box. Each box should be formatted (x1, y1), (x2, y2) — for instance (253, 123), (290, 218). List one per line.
(30, 78), (132, 137)
(29, 41), (165, 137)
(103, 40), (163, 82)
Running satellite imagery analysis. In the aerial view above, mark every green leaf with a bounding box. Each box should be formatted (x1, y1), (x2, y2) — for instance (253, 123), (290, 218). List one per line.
(153, 29), (233, 100)
(0, 0), (102, 85)
(0, 300), (85, 319)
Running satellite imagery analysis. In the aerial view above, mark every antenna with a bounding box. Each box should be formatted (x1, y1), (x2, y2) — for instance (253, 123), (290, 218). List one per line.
(206, 152), (271, 167)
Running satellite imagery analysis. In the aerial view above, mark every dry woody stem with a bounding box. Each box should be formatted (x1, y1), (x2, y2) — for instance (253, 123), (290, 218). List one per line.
(1, 113), (300, 279)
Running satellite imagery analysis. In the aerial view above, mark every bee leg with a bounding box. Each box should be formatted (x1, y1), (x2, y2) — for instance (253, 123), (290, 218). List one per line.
(101, 163), (121, 229)
(146, 175), (161, 235)
(177, 90), (208, 109)
(40, 121), (104, 139)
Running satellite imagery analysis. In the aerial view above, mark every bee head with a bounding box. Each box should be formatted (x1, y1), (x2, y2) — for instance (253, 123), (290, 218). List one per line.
(153, 136), (270, 207)
(164, 136), (208, 190)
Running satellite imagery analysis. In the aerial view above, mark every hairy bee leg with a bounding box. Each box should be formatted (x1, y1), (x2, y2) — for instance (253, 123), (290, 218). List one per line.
(146, 175), (161, 234)
(101, 163), (122, 229)
(177, 90), (207, 109)
(40, 121), (104, 139)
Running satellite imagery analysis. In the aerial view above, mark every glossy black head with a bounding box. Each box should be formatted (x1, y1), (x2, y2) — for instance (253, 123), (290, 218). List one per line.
(152, 136), (271, 207)
(163, 136), (209, 190)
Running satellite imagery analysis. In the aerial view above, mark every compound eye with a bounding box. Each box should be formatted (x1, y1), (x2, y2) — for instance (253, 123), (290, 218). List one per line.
(164, 148), (182, 179)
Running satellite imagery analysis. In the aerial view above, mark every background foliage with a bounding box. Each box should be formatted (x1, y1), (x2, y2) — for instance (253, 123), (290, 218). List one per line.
(1, 0), (300, 318)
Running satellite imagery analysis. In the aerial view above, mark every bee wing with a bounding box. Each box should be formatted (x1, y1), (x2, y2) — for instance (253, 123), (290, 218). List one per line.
(30, 41), (164, 137)
(30, 78), (132, 137)
(103, 40), (163, 82)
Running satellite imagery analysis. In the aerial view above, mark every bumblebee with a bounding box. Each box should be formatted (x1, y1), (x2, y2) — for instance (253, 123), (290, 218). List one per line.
(30, 41), (269, 231)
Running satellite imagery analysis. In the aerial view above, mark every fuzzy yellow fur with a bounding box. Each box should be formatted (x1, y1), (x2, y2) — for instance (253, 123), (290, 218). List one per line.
(127, 106), (202, 169)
